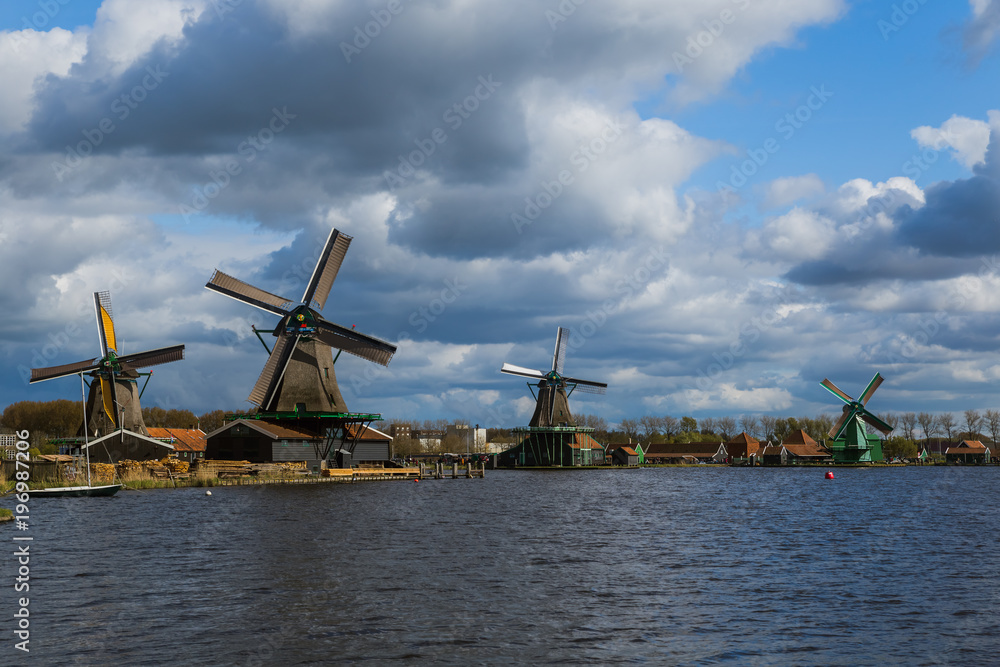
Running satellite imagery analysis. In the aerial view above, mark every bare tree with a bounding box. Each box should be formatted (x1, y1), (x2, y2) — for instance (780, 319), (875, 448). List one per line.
(917, 412), (937, 440)
(661, 415), (679, 438)
(638, 415), (661, 444)
(758, 415), (778, 443)
(938, 413), (956, 442)
(716, 416), (737, 440)
(739, 414), (760, 439)
(985, 409), (1000, 447)
(963, 409), (984, 441)
(699, 416), (716, 436)
(900, 412), (917, 441)
(620, 418), (640, 443)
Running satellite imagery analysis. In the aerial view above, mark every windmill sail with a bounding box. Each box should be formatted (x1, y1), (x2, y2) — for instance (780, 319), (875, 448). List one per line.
(207, 226), (396, 413)
(302, 228), (352, 310)
(501, 327), (607, 428)
(29, 291), (185, 437)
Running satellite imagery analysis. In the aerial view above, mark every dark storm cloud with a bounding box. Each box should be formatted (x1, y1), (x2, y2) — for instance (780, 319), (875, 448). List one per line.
(782, 128), (1000, 286)
(894, 150), (1000, 257)
(964, 0), (1000, 63)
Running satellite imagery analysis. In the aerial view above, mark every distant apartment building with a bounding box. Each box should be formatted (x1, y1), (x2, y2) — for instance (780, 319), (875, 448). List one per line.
(0, 429), (17, 460)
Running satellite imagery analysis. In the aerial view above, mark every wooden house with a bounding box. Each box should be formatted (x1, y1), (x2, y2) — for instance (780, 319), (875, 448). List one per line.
(781, 429), (832, 464)
(945, 440), (992, 464)
(643, 442), (727, 464)
(725, 432), (760, 464)
(147, 427), (207, 462)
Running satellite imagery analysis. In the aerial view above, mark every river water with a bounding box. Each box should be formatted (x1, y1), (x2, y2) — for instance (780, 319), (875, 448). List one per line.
(6, 466), (1000, 665)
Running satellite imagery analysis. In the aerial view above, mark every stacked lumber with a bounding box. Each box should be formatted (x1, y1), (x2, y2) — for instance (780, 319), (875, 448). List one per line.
(87, 463), (116, 484)
(160, 458), (189, 474)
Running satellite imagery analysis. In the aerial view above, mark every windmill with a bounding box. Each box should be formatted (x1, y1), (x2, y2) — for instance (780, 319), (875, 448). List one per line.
(501, 327), (607, 428)
(30, 291), (185, 436)
(820, 372), (893, 463)
(205, 227), (396, 413)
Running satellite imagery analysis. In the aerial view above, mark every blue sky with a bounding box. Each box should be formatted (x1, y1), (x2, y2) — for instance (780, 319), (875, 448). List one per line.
(2, 0), (1000, 431)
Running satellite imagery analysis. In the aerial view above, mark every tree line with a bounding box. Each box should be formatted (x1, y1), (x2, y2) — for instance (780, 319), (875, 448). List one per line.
(0, 400), (238, 451)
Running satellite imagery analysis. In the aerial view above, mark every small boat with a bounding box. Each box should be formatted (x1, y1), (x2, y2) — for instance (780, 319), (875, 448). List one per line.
(26, 484), (122, 498)
(26, 372), (124, 499)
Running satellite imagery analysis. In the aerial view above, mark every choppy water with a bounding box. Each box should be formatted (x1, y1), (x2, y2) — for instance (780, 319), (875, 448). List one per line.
(5, 466), (999, 665)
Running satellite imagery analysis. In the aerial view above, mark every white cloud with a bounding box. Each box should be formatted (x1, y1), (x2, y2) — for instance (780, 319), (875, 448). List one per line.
(911, 113), (993, 169)
(0, 28), (87, 133)
(761, 174), (825, 209)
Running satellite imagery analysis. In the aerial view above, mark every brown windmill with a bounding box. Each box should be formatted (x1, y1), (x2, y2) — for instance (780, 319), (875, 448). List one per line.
(205, 227), (396, 413)
(501, 327), (607, 427)
(29, 291), (185, 436)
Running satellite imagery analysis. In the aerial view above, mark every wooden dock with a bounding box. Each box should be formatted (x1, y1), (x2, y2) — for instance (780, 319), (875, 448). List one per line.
(210, 464), (484, 486)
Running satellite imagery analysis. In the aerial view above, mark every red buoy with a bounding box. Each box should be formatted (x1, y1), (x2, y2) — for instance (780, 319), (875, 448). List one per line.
(825, 471), (834, 479)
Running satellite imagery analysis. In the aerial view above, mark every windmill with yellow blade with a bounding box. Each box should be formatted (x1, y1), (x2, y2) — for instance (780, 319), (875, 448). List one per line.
(30, 291), (185, 437)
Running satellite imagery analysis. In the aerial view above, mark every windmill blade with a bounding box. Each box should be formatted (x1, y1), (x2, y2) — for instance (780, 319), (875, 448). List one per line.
(99, 375), (118, 428)
(248, 335), (298, 408)
(500, 362), (545, 379)
(94, 291), (117, 356)
(860, 409), (894, 435)
(206, 270), (294, 317)
(552, 327), (569, 374)
(313, 319), (396, 366)
(562, 375), (608, 395)
(301, 228), (352, 311)
(859, 372), (884, 406)
(829, 406), (851, 438)
(567, 382), (607, 395)
(820, 378), (853, 404)
(30, 358), (100, 384)
(118, 345), (185, 371)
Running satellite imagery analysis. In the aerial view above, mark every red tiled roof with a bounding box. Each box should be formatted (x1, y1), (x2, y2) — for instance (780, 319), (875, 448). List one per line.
(784, 443), (830, 458)
(620, 447), (638, 456)
(147, 427), (207, 452)
(956, 440), (988, 451)
(781, 429), (817, 446)
(645, 442), (724, 456)
(240, 421), (319, 440)
(725, 432), (760, 457)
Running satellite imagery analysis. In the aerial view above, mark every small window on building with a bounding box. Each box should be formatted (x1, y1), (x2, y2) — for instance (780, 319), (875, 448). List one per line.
(324, 367), (329, 379)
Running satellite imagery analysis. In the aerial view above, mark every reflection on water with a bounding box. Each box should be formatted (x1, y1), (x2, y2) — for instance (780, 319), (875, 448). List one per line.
(13, 467), (1000, 665)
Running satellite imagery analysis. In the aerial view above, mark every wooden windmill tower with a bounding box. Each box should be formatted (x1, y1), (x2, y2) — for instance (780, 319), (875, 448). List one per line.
(30, 291), (185, 437)
(499, 327), (608, 466)
(501, 327), (607, 427)
(821, 372), (893, 463)
(206, 228), (396, 414)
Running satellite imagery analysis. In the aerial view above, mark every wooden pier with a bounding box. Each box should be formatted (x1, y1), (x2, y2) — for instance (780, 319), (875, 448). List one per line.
(210, 463), (484, 486)
(419, 462), (486, 479)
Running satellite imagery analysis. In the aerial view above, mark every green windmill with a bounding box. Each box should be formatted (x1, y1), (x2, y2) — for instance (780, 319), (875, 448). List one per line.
(820, 372), (893, 463)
